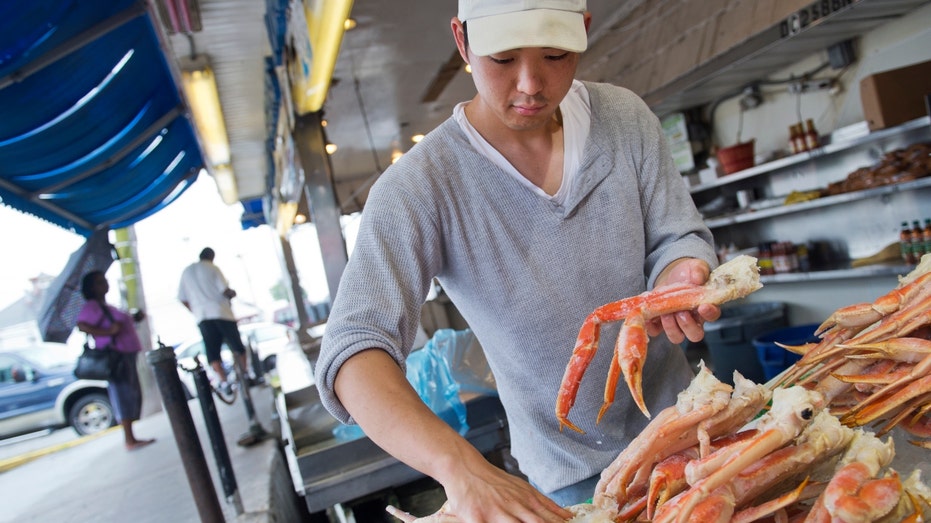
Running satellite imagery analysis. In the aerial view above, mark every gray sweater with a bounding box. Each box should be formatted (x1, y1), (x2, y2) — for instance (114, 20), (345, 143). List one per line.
(315, 82), (717, 493)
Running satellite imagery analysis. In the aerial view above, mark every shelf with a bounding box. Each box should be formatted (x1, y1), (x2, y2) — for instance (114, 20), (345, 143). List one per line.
(704, 177), (931, 229)
(760, 263), (912, 284)
(689, 116), (931, 194)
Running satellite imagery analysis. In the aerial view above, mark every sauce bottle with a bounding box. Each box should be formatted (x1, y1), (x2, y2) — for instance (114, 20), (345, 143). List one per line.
(923, 218), (931, 261)
(901, 221), (915, 264)
(804, 119), (819, 150)
(913, 220), (926, 260)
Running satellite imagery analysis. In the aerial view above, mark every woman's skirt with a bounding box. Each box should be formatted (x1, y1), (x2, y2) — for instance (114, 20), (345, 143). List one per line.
(108, 352), (143, 422)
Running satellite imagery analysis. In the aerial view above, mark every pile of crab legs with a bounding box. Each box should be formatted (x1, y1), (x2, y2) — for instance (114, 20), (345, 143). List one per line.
(387, 254), (931, 521)
(556, 253), (931, 522)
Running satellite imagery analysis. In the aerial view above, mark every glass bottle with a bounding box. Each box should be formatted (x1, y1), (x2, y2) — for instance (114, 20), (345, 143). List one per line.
(758, 242), (775, 276)
(788, 125), (800, 154)
(901, 221), (915, 264)
(912, 220), (926, 260)
(793, 124), (807, 153)
(923, 218), (931, 261)
(804, 119), (819, 150)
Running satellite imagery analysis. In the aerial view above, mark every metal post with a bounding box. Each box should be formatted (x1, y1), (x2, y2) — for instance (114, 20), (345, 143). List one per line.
(233, 358), (270, 447)
(191, 357), (243, 514)
(146, 341), (224, 523)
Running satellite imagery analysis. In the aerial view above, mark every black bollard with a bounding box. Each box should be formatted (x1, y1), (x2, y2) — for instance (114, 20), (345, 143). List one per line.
(191, 356), (243, 514)
(233, 358), (270, 447)
(146, 340), (224, 523)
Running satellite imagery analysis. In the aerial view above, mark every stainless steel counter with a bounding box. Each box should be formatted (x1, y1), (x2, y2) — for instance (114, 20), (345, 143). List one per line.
(276, 384), (509, 513)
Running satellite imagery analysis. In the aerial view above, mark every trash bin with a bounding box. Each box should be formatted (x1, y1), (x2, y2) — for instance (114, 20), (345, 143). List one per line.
(703, 302), (787, 385)
(752, 324), (818, 381)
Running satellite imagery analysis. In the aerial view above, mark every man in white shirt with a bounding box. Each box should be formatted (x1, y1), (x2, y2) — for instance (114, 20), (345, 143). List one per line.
(177, 247), (249, 392)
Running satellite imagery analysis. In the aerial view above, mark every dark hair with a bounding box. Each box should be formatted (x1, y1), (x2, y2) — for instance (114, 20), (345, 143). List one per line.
(80, 270), (105, 300)
(199, 247), (215, 261)
(462, 21), (469, 49)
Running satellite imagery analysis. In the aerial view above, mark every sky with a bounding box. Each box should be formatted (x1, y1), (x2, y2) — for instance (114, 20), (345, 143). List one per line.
(1, 173), (333, 346)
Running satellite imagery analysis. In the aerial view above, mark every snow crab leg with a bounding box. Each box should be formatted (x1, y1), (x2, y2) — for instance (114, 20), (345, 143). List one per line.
(555, 255), (762, 432)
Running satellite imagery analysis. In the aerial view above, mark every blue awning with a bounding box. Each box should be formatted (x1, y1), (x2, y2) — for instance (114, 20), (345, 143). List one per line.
(0, 0), (205, 237)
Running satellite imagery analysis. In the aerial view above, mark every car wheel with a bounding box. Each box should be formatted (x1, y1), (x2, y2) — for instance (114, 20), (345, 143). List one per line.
(69, 393), (116, 436)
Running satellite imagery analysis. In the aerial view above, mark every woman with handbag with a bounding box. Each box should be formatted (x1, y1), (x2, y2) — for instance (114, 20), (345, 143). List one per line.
(76, 270), (155, 451)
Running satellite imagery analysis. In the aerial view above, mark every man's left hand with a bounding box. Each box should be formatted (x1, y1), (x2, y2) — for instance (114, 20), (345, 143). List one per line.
(647, 258), (721, 344)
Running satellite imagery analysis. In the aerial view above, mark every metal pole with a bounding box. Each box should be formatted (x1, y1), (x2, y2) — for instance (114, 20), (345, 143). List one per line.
(191, 357), (243, 514)
(146, 341), (224, 523)
(233, 358), (270, 447)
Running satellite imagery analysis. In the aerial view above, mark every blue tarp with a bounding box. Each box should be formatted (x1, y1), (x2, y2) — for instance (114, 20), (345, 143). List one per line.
(0, 0), (205, 236)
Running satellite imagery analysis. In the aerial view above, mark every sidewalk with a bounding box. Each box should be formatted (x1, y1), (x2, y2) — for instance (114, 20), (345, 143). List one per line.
(0, 383), (290, 523)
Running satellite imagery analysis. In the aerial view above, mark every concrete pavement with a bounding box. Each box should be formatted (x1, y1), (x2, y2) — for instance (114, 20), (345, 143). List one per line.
(0, 383), (301, 523)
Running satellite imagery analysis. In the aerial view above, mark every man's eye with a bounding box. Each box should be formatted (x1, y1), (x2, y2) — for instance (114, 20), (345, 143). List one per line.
(547, 53), (570, 61)
(489, 57), (513, 65)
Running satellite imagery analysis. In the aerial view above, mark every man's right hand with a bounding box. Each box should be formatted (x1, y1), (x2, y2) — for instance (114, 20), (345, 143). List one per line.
(437, 459), (572, 522)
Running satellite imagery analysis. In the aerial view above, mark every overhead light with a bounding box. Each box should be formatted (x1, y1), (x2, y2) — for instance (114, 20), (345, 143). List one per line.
(289, 0), (355, 114)
(411, 134), (424, 144)
(325, 143), (338, 154)
(464, 64), (472, 74)
(391, 149), (403, 164)
(180, 54), (238, 204)
(294, 213), (307, 224)
(344, 18), (357, 30)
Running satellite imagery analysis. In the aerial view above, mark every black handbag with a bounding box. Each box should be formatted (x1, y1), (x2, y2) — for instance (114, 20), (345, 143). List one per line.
(74, 343), (118, 380)
(74, 305), (121, 381)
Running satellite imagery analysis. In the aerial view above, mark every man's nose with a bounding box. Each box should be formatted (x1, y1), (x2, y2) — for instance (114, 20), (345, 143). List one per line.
(515, 62), (544, 96)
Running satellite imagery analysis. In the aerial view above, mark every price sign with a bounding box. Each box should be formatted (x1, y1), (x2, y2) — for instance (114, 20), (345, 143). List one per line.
(780, 0), (859, 37)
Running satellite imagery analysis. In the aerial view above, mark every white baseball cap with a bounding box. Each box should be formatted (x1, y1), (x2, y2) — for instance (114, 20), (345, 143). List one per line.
(458, 0), (588, 56)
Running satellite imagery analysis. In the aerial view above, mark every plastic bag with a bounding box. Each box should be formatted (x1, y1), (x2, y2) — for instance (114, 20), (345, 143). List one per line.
(431, 329), (497, 396)
(406, 331), (470, 435)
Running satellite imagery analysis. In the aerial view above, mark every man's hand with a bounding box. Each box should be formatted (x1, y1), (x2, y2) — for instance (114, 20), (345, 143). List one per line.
(438, 458), (572, 523)
(647, 258), (721, 344)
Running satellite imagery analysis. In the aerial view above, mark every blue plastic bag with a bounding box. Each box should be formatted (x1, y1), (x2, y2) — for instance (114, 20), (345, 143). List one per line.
(431, 329), (497, 396)
(406, 331), (470, 435)
(332, 330), (472, 441)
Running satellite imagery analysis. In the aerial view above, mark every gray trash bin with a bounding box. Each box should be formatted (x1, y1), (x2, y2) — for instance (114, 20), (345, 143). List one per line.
(703, 302), (787, 385)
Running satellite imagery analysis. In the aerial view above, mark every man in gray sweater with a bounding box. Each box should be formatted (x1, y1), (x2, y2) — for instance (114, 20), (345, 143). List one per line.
(315, 0), (719, 520)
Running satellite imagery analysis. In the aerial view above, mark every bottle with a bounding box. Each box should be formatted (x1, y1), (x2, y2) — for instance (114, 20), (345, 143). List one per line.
(788, 125), (800, 154)
(924, 218), (931, 261)
(796, 242), (810, 272)
(912, 220), (926, 260)
(792, 124), (807, 154)
(804, 119), (819, 150)
(901, 221), (915, 264)
(772, 242), (788, 273)
(758, 242), (775, 276)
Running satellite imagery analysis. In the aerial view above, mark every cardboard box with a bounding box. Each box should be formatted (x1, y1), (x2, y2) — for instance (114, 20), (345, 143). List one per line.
(860, 60), (931, 131)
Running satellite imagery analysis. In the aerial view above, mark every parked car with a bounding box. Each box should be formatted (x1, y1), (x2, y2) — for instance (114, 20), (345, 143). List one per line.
(173, 322), (300, 398)
(0, 343), (115, 439)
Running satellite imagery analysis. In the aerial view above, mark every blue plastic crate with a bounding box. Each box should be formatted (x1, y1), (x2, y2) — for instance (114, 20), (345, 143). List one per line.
(752, 324), (819, 381)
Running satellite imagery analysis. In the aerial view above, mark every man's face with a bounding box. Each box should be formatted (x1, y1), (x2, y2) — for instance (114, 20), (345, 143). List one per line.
(466, 45), (579, 133)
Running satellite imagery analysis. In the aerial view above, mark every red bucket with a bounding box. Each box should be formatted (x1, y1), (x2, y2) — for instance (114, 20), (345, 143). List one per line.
(717, 140), (755, 175)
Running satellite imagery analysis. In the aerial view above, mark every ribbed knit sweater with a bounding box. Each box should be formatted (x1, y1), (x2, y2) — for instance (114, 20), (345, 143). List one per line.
(315, 82), (717, 493)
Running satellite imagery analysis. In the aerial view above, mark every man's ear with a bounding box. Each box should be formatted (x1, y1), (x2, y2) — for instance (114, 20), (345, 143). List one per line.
(451, 17), (469, 64)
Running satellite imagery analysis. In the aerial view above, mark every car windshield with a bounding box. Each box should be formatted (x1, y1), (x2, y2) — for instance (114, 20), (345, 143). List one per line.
(11, 344), (81, 368)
